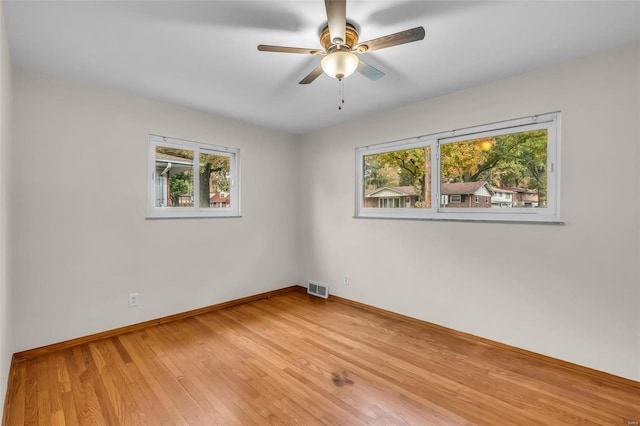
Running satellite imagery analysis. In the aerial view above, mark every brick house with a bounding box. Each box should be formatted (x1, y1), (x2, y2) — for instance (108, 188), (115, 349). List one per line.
(500, 186), (539, 207)
(210, 191), (230, 208)
(440, 181), (492, 208)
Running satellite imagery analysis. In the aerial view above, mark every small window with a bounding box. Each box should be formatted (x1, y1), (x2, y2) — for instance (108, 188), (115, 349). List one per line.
(148, 135), (240, 218)
(355, 112), (560, 222)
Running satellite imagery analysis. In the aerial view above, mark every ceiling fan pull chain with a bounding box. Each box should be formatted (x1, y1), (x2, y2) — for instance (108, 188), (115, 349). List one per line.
(338, 78), (345, 110)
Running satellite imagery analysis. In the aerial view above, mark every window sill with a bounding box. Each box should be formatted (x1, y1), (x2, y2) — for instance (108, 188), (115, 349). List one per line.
(146, 215), (242, 220)
(353, 213), (563, 225)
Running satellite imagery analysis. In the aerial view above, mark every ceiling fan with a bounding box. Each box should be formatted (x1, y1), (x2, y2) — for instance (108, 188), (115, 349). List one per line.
(257, 0), (425, 84)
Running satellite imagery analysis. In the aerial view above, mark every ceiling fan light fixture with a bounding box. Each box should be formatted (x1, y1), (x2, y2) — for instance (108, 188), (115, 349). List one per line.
(321, 50), (359, 80)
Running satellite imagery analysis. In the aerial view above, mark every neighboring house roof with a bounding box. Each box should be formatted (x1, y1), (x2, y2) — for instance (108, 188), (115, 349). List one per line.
(500, 186), (537, 194)
(155, 152), (193, 164)
(492, 187), (516, 194)
(365, 186), (417, 197)
(155, 152), (193, 175)
(441, 181), (492, 196)
(210, 192), (229, 203)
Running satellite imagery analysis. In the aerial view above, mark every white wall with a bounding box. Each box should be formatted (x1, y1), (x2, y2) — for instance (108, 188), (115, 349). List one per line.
(297, 44), (640, 381)
(0, 0), (12, 417)
(11, 68), (299, 351)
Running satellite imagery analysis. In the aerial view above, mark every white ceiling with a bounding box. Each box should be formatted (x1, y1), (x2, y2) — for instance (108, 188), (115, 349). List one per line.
(4, 1), (640, 134)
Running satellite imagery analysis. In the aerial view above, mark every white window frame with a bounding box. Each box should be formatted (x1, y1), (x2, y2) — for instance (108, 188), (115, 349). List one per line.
(355, 112), (561, 223)
(148, 135), (240, 219)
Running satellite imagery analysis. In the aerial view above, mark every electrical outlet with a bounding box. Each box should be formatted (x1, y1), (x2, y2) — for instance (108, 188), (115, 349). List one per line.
(128, 293), (139, 307)
(343, 275), (349, 285)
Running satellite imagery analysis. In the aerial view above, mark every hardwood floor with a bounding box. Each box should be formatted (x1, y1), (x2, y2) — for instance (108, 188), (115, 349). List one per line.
(4, 290), (639, 425)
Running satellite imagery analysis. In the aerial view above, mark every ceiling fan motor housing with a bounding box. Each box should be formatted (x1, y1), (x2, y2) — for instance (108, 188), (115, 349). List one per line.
(320, 23), (360, 50)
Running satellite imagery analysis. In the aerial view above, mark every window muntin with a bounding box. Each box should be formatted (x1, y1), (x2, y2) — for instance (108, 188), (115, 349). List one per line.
(148, 135), (239, 218)
(355, 113), (560, 223)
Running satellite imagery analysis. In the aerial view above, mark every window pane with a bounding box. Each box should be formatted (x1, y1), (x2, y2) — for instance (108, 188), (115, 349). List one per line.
(363, 147), (431, 209)
(440, 129), (547, 209)
(155, 147), (194, 207)
(199, 152), (231, 209)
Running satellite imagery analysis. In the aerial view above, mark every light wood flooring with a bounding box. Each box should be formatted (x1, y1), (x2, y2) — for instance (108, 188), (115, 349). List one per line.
(3, 290), (639, 425)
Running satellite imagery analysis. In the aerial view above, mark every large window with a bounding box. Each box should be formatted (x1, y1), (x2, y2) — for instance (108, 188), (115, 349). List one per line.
(148, 135), (240, 218)
(356, 113), (560, 222)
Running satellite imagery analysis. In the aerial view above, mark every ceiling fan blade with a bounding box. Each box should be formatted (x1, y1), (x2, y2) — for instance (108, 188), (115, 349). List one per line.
(356, 60), (385, 81)
(299, 65), (324, 84)
(324, 0), (347, 45)
(258, 45), (324, 55)
(356, 26), (425, 53)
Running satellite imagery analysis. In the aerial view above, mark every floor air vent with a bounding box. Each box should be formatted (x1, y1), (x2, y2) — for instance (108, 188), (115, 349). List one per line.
(308, 281), (329, 299)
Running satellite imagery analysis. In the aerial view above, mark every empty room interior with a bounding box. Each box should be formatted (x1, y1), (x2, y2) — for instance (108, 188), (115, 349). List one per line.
(0, 0), (639, 424)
